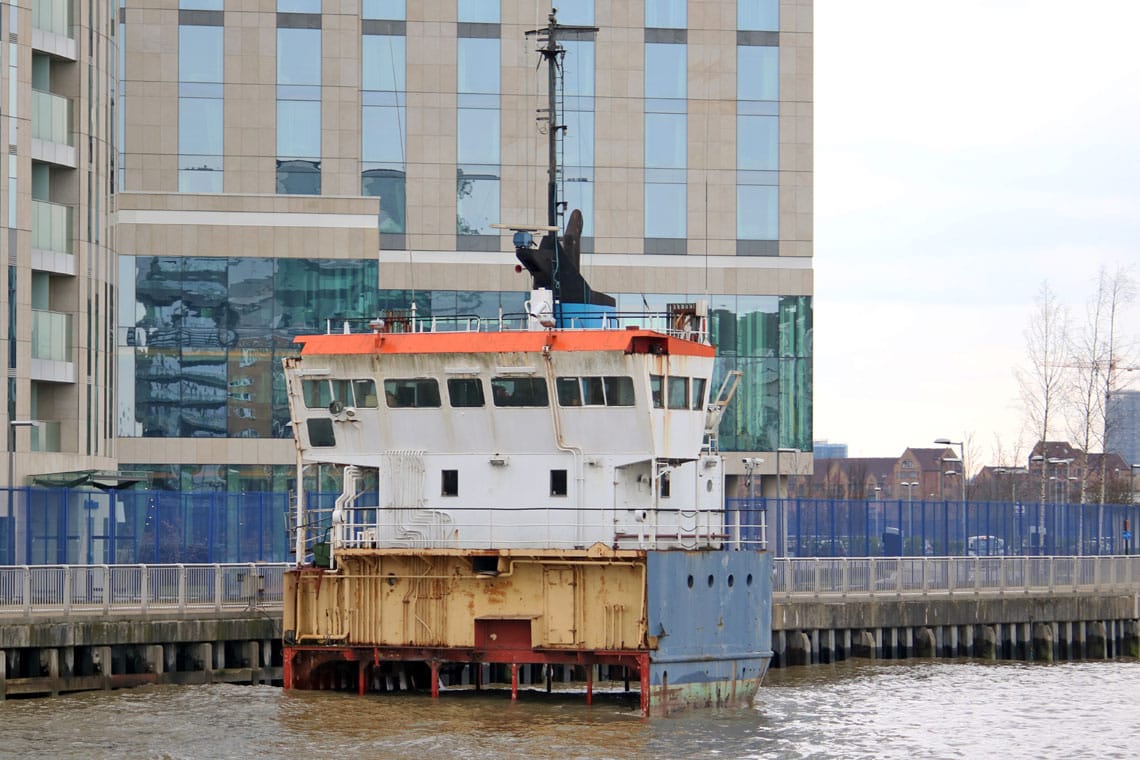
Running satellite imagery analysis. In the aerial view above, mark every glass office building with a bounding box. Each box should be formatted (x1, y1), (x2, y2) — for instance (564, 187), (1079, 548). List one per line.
(10, 1), (813, 501)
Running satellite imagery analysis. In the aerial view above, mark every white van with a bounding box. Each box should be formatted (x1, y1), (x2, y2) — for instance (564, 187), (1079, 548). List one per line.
(967, 535), (1005, 556)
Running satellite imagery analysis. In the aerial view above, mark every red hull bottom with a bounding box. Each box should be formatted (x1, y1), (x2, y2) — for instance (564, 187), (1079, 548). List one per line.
(283, 645), (652, 714)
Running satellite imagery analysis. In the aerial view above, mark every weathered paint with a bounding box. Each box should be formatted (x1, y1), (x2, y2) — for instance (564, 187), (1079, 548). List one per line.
(645, 550), (773, 713)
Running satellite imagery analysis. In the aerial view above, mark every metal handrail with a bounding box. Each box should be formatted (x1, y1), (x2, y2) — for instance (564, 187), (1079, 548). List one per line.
(771, 555), (1140, 599)
(0, 563), (289, 620)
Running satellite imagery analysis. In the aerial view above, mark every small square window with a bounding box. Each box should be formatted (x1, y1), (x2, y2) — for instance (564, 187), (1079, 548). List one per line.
(551, 469), (568, 496)
(442, 469), (459, 496)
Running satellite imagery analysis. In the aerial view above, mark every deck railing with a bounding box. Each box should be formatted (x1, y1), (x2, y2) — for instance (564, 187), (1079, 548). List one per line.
(0, 563), (287, 619)
(4, 556), (1138, 620)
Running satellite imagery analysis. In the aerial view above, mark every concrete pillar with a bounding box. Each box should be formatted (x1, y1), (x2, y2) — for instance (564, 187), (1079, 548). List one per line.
(977, 626), (997, 660)
(948, 626), (959, 658)
(164, 645), (178, 675)
(786, 632), (811, 666)
(903, 627), (914, 659)
(841, 629), (852, 661)
(914, 628), (936, 658)
(1088, 621), (1108, 659)
(1032, 622), (1054, 662)
(933, 626), (944, 658)
(1125, 620), (1140, 658)
(888, 628), (898, 659)
(213, 642), (226, 671)
(1, 650), (7, 701)
(773, 630), (787, 668)
(144, 645), (164, 674)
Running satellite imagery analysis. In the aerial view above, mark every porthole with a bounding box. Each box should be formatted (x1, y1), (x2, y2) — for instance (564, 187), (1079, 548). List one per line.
(746, 573), (753, 586)
(707, 574), (714, 588)
(727, 574), (735, 587)
(705, 479), (713, 493)
(687, 574), (694, 589)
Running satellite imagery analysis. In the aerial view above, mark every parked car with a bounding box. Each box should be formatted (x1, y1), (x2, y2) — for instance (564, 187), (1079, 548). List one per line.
(967, 535), (1005, 556)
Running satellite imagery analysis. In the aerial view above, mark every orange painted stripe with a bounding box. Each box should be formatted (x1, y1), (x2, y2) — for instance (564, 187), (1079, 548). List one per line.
(294, 329), (716, 357)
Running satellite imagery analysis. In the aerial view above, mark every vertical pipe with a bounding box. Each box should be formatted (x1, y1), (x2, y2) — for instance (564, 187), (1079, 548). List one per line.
(359, 660), (366, 696)
(511, 663), (519, 701)
(585, 664), (593, 705)
(639, 655), (650, 716)
(431, 661), (440, 699)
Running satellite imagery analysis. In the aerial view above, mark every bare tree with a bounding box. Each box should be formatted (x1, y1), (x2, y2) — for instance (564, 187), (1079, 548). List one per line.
(1066, 267), (1111, 504)
(1016, 281), (1071, 504)
(1096, 266), (1136, 504)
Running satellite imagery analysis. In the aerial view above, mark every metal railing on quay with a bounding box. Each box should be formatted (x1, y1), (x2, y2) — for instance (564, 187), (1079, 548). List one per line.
(0, 563), (289, 620)
(772, 555), (1140, 598)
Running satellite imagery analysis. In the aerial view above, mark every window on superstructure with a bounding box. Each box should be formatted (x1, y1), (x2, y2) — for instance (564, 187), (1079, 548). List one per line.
(604, 377), (635, 406)
(302, 379), (333, 408)
(447, 378), (485, 407)
(352, 379), (379, 407)
(555, 377), (581, 406)
(551, 470), (568, 497)
(331, 379), (352, 405)
(659, 472), (671, 498)
(442, 469), (459, 496)
(667, 377), (689, 409)
(691, 378), (707, 410)
(306, 418), (335, 447)
(581, 377), (606, 406)
(384, 378), (442, 408)
(650, 375), (664, 408)
(491, 377), (549, 407)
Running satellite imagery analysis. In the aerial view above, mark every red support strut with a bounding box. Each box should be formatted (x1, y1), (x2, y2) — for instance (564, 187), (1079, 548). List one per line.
(586, 664), (593, 705)
(431, 661), (440, 699)
(511, 663), (519, 701)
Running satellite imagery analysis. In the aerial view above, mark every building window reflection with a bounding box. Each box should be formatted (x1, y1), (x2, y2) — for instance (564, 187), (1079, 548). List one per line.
(362, 32), (407, 237)
(457, 35), (500, 240)
(277, 21), (322, 194)
(178, 23), (223, 192)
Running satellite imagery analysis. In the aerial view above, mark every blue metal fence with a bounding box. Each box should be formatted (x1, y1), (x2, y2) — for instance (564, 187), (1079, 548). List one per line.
(3, 489), (1137, 565)
(726, 497), (1139, 557)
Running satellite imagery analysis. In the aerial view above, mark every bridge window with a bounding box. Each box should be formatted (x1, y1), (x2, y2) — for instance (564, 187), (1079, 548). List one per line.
(581, 376), (606, 406)
(448, 378), (485, 407)
(384, 378), (442, 408)
(302, 379), (333, 408)
(667, 376), (689, 409)
(442, 469), (459, 496)
(352, 379), (379, 407)
(306, 418), (335, 447)
(556, 377), (582, 406)
(691, 377), (707, 410)
(604, 376), (635, 406)
(491, 377), (548, 407)
(551, 469), (568, 496)
(650, 375), (664, 408)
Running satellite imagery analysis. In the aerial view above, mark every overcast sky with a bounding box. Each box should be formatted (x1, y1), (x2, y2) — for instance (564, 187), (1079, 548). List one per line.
(812, 0), (1140, 463)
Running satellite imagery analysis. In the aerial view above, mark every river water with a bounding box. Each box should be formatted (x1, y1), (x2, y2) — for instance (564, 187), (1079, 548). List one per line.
(3, 660), (1137, 759)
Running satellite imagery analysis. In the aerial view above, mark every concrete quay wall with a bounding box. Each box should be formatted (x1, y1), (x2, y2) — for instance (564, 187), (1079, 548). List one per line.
(772, 593), (1140, 667)
(0, 614), (282, 699)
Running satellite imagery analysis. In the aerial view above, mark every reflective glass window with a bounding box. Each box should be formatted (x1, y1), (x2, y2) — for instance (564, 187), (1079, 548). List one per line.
(645, 182), (686, 238)
(306, 418), (335, 447)
(456, 167), (499, 235)
(457, 108), (501, 164)
(384, 378), (441, 408)
(458, 38), (500, 94)
(179, 26), (223, 82)
(645, 44), (686, 100)
(180, 1), (223, 10)
(646, 0), (686, 28)
(277, 160), (321, 195)
(179, 99), (223, 157)
(691, 377), (707, 410)
(738, 46), (779, 102)
(303, 379), (333, 408)
(581, 376), (605, 406)
(447, 378), (485, 407)
(363, 0), (405, 19)
(556, 377), (581, 406)
(362, 34), (406, 91)
(739, 0), (779, 31)
(737, 114), (778, 171)
(458, 0), (500, 23)
(557, 2), (594, 26)
(277, 100), (321, 157)
(277, 28), (322, 86)
(491, 377), (549, 407)
(353, 379), (379, 407)
(278, 0), (320, 11)
(604, 377), (635, 406)
(667, 376), (689, 409)
(645, 113), (685, 168)
(562, 39), (594, 97)
(737, 185), (778, 240)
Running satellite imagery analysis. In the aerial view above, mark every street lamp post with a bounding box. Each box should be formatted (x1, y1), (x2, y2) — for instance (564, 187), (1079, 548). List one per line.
(741, 457), (763, 550)
(935, 438), (967, 503)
